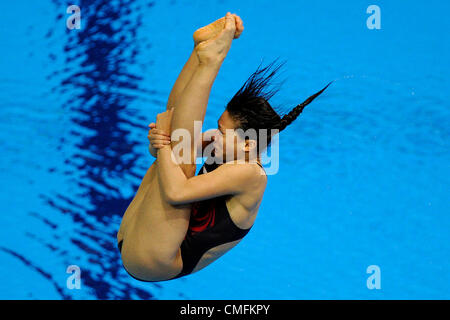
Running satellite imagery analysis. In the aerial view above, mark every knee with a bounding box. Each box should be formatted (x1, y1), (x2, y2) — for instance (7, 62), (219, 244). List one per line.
(122, 248), (178, 281)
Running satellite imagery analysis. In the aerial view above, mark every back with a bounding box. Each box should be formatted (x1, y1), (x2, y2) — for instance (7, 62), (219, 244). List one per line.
(176, 160), (266, 276)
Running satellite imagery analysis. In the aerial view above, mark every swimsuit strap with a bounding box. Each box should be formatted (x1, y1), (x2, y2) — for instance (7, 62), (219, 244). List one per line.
(256, 161), (267, 176)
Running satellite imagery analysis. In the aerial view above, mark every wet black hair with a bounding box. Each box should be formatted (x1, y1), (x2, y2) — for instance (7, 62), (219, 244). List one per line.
(225, 58), (332, 152)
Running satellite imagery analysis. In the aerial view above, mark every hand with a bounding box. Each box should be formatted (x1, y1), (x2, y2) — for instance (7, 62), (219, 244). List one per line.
(155, 108), (174, 137)
(195, 12), (236, 65)
(147, 122), (171, 149)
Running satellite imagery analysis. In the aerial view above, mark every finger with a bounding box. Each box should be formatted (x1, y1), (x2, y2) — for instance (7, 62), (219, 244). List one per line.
(156, 130), (171, 137)
(153, 138), (171, 143)
(149, 137), (170, 144)
(156, 135), (171, 140)
(151, 129), (170, 136)
(148, 123), (156, 128)
(148, 130), (169, 137)
(153, 140), (171, 146)
(154, 136), (171, 142)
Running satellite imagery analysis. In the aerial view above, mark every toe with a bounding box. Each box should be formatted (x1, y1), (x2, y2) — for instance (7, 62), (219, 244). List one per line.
(225, 17), (236, 33)
(233, 15), (244, 38)
(225, 12), (236, 25)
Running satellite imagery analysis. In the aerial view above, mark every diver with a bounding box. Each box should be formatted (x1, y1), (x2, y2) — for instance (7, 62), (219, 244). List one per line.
(117, 12), (331, 281)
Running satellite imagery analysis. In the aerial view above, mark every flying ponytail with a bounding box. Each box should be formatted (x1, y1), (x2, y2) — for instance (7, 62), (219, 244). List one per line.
(278, 81), (333, 131)
(226, 59), (333, 152)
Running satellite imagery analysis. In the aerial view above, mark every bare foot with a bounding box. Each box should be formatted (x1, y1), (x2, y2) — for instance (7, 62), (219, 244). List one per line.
(193, 13), (244, 45)
(195, 13), (236, 64)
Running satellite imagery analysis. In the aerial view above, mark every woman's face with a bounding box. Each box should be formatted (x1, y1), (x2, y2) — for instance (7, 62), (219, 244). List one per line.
(212, 110), (246, 162)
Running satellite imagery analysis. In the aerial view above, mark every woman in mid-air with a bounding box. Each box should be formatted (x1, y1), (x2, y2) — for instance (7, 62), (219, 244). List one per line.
(117, 12), (331, 282)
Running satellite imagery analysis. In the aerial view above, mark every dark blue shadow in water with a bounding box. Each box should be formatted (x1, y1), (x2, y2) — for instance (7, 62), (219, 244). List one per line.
(27, 0), (174, 299)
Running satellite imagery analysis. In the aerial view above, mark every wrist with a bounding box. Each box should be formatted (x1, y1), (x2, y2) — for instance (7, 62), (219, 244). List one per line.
(157, 145), (171, 154)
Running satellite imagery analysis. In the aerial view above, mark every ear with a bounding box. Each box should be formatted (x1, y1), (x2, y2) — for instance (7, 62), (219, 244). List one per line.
(244, 139), (257, 152)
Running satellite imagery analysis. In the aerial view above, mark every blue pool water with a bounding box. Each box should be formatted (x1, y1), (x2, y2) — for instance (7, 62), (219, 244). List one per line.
(0, 0), (448, 299)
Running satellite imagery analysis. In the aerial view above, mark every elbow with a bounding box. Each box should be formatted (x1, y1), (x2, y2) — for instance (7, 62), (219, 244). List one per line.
(164, 187), (184, 205)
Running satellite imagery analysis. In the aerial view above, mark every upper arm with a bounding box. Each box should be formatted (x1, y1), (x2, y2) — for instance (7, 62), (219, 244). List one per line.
(168, 163), (262, 205)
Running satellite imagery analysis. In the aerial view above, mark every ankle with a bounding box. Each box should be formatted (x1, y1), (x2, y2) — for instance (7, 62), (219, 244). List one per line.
(197, 56), (224, 68)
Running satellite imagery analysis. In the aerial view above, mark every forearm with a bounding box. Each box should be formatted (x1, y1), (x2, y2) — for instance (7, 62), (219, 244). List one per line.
(166, 47), (199, 110)
(149, 144), (158, 158)
(156, 145), (188, 201)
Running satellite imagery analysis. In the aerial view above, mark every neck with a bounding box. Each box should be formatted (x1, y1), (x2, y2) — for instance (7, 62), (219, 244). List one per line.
(245, 153), (261, 164)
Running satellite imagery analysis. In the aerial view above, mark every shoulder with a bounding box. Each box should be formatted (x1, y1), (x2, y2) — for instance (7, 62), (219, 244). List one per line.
(221, 161), (267, 189)
(223, 162), (266, 224)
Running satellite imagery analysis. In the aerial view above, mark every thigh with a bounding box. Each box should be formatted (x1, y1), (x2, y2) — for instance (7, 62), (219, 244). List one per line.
(120, 162), (195, 280)
(117, 161), (155, 242)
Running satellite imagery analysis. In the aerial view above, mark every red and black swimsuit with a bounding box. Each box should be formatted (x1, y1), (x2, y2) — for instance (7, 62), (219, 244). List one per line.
(118, 160), (263, 281)
(173, 161), (260, 278)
